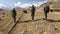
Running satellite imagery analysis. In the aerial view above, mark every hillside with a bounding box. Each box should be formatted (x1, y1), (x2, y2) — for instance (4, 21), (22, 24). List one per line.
(0, 0), (60, 34)
(50, 0), (60, 8)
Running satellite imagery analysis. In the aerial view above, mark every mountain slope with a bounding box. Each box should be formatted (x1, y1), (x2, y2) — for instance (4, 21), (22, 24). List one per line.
(0, 0), (60, 34)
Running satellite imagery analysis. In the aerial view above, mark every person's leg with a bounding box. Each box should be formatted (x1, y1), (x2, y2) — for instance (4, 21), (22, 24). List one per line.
(44, 11), (47, 20)
(14, 17), (16, 22)
(31, 11), (35, 20)
(13, 16), (16, 23)
(45, 12), (47, 19)
(32, 15), (34, 20)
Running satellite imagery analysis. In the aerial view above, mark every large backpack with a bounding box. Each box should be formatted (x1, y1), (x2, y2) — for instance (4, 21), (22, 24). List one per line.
(44, 6), (50, 13)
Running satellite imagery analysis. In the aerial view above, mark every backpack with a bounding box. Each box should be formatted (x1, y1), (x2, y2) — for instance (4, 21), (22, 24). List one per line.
(44, 6), (49, 13)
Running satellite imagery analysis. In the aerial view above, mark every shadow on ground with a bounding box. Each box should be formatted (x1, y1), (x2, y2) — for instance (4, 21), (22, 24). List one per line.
(17, 19), (41, 23)
(17, 18), (60, 23)
(46, 19), (60, 22)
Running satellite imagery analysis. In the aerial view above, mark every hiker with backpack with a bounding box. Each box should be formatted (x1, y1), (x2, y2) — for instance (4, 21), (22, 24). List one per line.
(12, 8), (16, 22)
(43, 5), (50, 19)
(31, 5), (36, 20)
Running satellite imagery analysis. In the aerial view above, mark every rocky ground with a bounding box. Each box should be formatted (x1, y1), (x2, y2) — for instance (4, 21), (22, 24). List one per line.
(0, 6), (60, 34)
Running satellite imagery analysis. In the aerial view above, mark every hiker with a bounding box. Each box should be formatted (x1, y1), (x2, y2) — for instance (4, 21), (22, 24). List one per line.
(31, 5), (36, 20)
(12, 8), (16, 22)
(43, 5), (50, 19)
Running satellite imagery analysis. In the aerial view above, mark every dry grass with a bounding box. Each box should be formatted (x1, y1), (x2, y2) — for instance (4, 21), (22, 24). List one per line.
(0, 0), (60, 34)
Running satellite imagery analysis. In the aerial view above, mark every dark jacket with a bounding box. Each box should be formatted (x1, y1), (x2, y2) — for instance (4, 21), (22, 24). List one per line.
(12, 8), (16, 17)
(31, 5), (35, 15)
